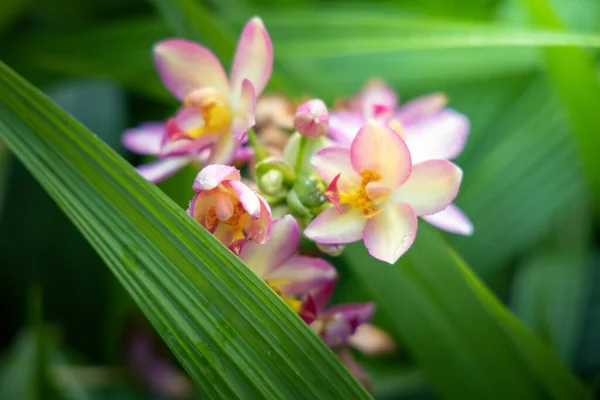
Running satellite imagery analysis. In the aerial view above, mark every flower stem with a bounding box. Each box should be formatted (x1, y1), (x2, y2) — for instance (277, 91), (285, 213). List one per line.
(295, 136), (308, 174)
(247, 129), (268, 162)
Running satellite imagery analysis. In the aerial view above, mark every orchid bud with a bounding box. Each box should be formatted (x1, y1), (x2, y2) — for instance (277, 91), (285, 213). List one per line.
(316, 242), (345, 257)
(293, 99), (329, 138)
(254, 157), (295, 199)
(259, 169), (284, 196)
(294, 173), (326, 208)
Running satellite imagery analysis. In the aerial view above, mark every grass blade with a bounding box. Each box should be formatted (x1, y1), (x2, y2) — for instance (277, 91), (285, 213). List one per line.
(0, 61), (371, 400)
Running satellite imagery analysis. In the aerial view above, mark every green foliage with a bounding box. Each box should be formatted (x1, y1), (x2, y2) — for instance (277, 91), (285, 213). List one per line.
(523, 0), (600, 212)
(343, 224), (591, 400)
(1, 0), (600, 399)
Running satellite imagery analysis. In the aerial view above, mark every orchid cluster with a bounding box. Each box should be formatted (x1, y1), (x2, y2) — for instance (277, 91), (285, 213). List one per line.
(122, 16), (471, 386)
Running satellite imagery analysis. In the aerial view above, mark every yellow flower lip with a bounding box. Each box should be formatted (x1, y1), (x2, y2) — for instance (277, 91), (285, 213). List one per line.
(184, 89), (233, 138)
(338, 169), (385, 217)
(265, 278), (302, 313)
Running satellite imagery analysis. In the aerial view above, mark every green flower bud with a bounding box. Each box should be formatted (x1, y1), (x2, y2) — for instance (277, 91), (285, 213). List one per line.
(255, 157), (295, 183)
(294, 173), (327, 209)
(259, 169), (283, 196)
(254, 157), (295, 199)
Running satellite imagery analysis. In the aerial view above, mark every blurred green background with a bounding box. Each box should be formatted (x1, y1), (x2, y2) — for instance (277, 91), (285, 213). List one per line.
(1, 0), (599, 398)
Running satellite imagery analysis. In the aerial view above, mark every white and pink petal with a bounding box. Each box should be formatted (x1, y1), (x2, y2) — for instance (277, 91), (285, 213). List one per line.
(404, 109), (469, 163)
(239, 215), (299, 277)
(395, 92), (447, 125)
(304, 206), (365, 245)
(311, 146), (360, 192)
(245, 194), (272, 244)
(323, 302), (375, 328)
(230, 17), (273, 97)
(267, 255), (338, 310)
(358, 79), (398, 119)
(392, 160), (462, 216)
(350, 120), (412, 189)
(228, 180), (261, 218)
(206, 134), (239, 165)
(363, 202), (417, 264)
(320, 302), (375, 346)
(192, 164), (240, 191)
(232, 79), (257, 140)
(328, 111), (364, 148)
(422, 203), (473, 236)
(122, 123), (165, 155)
(135, 157), (191, 183)
(153, 39), (229, 100)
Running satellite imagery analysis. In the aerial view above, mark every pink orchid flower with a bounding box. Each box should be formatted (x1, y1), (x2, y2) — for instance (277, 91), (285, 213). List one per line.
(328, 79), (473, 236)
(304, 120), (462, 264)
(122, 122), (252, 183)
(122, 122), (205, 182)
(239, 215), (338, 321)
(188, 165), (271, 254)
(122, 17), (272, 182)
(310, 300), (376, 391)
(310, 302), (375, 347)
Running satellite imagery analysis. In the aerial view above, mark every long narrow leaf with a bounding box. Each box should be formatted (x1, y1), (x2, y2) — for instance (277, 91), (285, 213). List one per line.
(343, 224), (591, 400)
(0, 62), (371, 400)
(0, 140), (10, 219)
(523, 0), (600, 212)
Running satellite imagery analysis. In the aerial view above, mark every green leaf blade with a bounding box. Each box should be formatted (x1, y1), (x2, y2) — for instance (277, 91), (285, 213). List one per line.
(343, 224), (591, 400)
(523, 0), (600, 212)
(0, 61), (371, 400)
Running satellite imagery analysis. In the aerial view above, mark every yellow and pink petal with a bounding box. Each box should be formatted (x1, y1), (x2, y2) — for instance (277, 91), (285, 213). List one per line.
(160, 108), (218, 157)
(311, 146), (360, 193)
(187, 191), (219, 232)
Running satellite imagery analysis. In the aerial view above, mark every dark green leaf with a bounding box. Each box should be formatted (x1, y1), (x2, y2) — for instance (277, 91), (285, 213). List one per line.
(343, 224), (591, 400)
